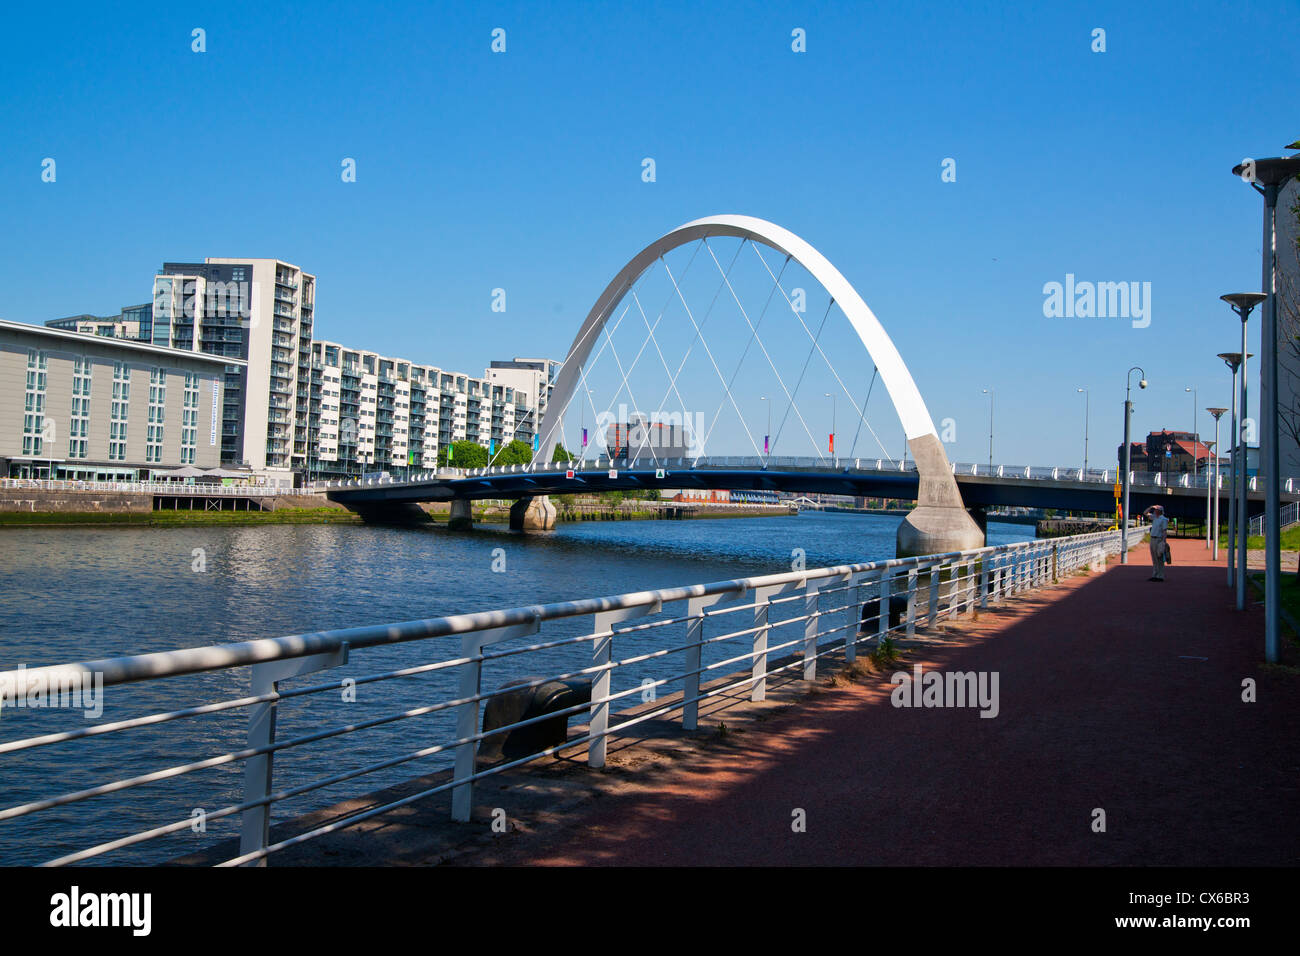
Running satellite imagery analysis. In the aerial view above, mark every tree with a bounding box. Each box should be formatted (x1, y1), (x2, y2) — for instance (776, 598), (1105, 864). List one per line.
(438, 440), (489, 468)
(552, 443), (577, 463)
(495, 439), (533, 466)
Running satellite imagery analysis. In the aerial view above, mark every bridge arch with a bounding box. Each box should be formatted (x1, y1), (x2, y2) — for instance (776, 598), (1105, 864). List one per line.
(537, 214), (937, 464)
(535, 214), (982, 555)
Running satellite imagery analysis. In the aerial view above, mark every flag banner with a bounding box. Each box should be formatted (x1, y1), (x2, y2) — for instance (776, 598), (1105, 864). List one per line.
(829, 433), (835, 454)
(764, 435), (769, 455)
(490, 439), (496, 455)
(582, 428), (588, 447)
(448, 444), (453, 462)
(533, 433), (539, 451)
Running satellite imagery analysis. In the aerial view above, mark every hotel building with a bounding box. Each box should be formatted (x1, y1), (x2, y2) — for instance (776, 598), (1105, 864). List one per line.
(0, 319), (236, 479)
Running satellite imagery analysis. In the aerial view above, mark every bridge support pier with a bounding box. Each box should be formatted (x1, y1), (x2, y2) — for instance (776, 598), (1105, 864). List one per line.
(897, 434), (985, 558)
(509, 495), (557, 531)
(448, 498), (474, 531)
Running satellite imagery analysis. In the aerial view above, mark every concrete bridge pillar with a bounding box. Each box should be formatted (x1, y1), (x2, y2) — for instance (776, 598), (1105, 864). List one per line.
(448, 498), (474, 531)
(897, 434), (985, 558)
(509, 495), (557, 531)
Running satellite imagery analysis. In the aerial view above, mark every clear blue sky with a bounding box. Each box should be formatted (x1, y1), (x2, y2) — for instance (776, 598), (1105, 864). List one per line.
(0, 0), (1290, 466)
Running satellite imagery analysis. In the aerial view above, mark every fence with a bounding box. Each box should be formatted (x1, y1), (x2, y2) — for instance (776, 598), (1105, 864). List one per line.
(0, 529), (1123, 867)
(1248, 500), (1300, 538)
(0, 478), (302, 496)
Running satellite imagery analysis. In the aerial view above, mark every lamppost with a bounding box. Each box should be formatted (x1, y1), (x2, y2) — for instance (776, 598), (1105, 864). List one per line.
(1185, 386), (1203, 545)
(760, 395), (771, 462)
(1222, 295), (1266, 611)
(1208, 407), (1227, 561)
(1077, 387), (1089, 473)
(1121, 366), (1147, 564)
(1218, 352), (1251, 591)
(982, 387), (994, 467)
(825, 392), (836, 465)
(1230, 153), (1300, 662)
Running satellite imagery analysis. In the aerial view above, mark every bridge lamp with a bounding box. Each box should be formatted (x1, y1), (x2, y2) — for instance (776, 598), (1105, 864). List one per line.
(1217, 351), (1253, 593)
(1076, 387), (1089, 474)
(760, 395), (771, 463)
(1121, 367), (1147, 564)
(982, 388), (994, 467)
(1231, 154), (1300, 659)
(1222, 294), (1266, 612)
(1208, 407), (1228, 561)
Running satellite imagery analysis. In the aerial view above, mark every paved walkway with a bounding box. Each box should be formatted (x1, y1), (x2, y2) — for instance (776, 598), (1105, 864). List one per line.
(462, 538), (1300, 866)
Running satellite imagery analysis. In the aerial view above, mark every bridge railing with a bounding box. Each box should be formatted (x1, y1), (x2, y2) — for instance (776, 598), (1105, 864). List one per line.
(0, 528), (1124, 867)
(319, 458), (1298, 496)
(0, 478), (302, 496)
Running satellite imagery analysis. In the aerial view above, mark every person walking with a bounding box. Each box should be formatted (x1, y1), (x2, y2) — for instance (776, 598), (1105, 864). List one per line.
(1144, 504), (1169, 581)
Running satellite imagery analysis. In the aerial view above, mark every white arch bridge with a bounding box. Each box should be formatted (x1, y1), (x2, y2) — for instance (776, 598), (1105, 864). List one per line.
(328, 216), (1275, 546)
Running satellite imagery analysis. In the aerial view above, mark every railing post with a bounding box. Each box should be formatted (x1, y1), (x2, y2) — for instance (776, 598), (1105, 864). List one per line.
(588, 602), (660, 768)
(240, 645), (349, 864)
(906, 569), (918, 637)
(875, 569), (891, 644)
(979, 554), (989, 609)
(683, 593), (737, 730)
(802, 578), (822, 681)
(927, 564), (940, 627)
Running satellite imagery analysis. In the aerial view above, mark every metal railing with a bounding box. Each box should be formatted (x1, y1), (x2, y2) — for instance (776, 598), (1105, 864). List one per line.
(1, 476), (304, 496)
(320, 457), (1295, 495)
(0, 528), (1123, 866)
(0, 478), (303, 496)
(1248, 500), (1300, 538)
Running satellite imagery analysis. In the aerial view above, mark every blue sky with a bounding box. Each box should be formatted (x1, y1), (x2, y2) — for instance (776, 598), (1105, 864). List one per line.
(0, 0), (1291, 466)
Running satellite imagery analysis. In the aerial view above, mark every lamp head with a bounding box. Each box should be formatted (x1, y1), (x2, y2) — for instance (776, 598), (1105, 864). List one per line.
(1221, 292), (1267, 317)
(1139, 379), (1147, 389)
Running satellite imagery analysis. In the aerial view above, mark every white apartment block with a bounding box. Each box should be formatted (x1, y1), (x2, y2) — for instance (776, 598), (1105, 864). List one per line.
(151, 258), (315, 487)
(309, 340), (542, 477)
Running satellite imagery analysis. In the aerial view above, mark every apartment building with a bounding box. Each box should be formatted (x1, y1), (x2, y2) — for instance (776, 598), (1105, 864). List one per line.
(151, 259), (315, 486)
(0, 319), (235, 479)
(486, 357), (559, 444)
(310, 341), (537, 477)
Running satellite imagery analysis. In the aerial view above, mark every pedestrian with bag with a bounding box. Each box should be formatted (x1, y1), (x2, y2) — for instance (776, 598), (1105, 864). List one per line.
(1144, 504), (1169, 581)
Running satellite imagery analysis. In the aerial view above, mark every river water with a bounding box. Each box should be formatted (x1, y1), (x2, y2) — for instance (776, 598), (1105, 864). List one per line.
(0, 512), (1033, 864)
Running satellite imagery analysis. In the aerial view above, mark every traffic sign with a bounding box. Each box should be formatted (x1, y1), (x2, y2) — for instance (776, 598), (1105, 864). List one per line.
(655, 468), (665, 479)
(565, 470), (575, 479)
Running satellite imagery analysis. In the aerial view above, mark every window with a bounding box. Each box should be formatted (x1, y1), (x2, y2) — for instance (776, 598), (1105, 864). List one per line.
(22, 350), (47, 456)
(68, 357), (92, 459)
(181, 372), (199, 463)
(109, 362), (131, 461)
(146, 368), (166, 462)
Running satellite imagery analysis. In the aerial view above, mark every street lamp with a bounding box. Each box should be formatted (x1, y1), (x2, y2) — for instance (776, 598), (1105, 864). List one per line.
(1186, 386), (1205, 546)
(1121, 367), (1147, 564)
(982, 388), (994, 467)
(1218, 351), (1253, 592)
(1230, 153), (1300, 662)
(1077, 387), (1089, 474)
(1222, 295), (1266, 611)
(1208, 407), (1227, 561)
(825, 392), (836, 464)
(760, 395), (771, 462)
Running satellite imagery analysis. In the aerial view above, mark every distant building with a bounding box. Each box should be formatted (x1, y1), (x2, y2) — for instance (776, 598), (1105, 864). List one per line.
(45, 303), (151, 341)
(1118, 429), (1214, 475)
(0, 318), (236, 479)
(485, 358), (559, 447)
(152, 259), (316, 485)
(311, 340), (539, 478)
(605, 414), (692, 463)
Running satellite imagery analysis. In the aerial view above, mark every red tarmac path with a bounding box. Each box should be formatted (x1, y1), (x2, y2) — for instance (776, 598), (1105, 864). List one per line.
(474, 538), (1300, 866)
